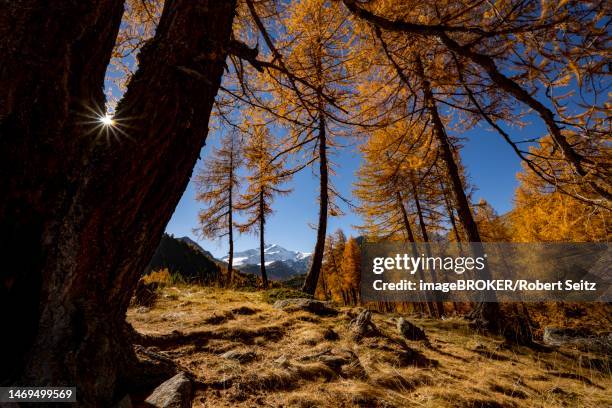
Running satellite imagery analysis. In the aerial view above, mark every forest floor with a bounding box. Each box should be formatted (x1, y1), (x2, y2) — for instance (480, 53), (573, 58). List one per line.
(127, 286), (611, 407)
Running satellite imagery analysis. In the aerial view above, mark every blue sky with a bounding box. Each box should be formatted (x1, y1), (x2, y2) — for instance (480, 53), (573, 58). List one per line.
(165, 120), (540, 258)
(105, 25), (550, 260)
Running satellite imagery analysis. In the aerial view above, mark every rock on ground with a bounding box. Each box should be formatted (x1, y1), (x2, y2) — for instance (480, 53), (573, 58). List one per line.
(273, 298), (338, 316)
(349, 310), (378, 339)
(543, 327), (612, 353)
(144, 372), (192, 408)
(221, 350), (257, 363)
(397, 317), (427, 341)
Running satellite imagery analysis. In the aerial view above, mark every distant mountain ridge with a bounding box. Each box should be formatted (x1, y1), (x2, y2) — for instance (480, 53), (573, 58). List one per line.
(224, 244), (311, 266)
(146, 234), (220, 283)
(149, 237), (312, 282)
(177, 236), (216, 259)
(222, 244), (312, 281)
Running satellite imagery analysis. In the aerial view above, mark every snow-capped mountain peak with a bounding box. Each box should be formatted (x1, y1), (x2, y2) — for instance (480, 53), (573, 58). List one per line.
(222, 244), (311, 267)
(296, 251), (312, 260)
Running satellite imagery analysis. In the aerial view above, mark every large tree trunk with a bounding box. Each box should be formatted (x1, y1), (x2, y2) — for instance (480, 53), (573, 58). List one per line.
(259, 189), (269, 289)
(413, 55), (502, 331)
(228, 167), (235, 284)
(395, 190), (431, 316)
(0, 0), (237, 405)
(1, 0), (125, 385)
(302, 114), (328, 294)
(441, 180), (464, 251)
(410, 177), (445, 317)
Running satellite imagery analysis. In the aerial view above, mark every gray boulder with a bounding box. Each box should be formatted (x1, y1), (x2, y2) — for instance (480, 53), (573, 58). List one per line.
(350, 309), (378, 339)
(144, 372), (192, 408)
(273, 298), (338, 316)
(220, 350), (257, 363)
(543, 327), (611, 353)
(397, 317), (427, 341)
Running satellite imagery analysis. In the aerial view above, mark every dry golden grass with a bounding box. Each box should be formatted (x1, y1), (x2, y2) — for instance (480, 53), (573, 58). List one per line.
(127, 287), (611, 407)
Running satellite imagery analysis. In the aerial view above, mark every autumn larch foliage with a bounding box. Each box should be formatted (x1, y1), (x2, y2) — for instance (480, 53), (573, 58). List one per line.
(315, 230), (361, 306)
(235, 120), (293, 288)
(341, 237), (361, 305)
(511, 136), (611, 243)
(194, 131), (242, 281)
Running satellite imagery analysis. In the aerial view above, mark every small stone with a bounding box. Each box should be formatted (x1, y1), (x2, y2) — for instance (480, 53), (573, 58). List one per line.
(350, 309), (378, 340)
(221, 350), (257, 363)
(144, 372), (192, 408)
(275, 355), (289, 367)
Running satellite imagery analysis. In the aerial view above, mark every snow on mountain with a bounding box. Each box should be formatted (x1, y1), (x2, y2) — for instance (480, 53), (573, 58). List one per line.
(222, 244), (312, 267)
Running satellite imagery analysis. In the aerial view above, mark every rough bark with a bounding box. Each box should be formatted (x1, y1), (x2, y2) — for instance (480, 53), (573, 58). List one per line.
(413, 56), (502, 330)
(259, 189), (269, 289)
(396, 191), (416, 243)
(302, 114), (328, 295)
(0, 0), (126, 383)
(441, 181), (463, 250)
(410, 177), (445, 317)
(0, 0), (237, 405)
(441, 181), (465, 314)
(395, 190), (431, 316)
(228, 157), (235, 284)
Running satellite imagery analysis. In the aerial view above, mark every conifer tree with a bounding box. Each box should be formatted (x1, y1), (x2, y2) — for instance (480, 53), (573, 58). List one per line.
(0, 0), (238, 400)
(354, 123), (446, 316)
(235, 122), (292, 288)
(354, 123), (422, 241)
(315, 234), (336, 300)
(342, 0), (611, 203)
(511, 137), (611, 242)
(250, 0), (359, 295)
(194, 131), (242, 283)
(341, 237), (361, 305)
(473, 199), (512, 242)
(315, 229), (346, 302)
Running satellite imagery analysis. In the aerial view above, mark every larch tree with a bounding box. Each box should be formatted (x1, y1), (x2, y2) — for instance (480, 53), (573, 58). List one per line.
(0, 0), (241, 403)
(354, 156), (411, 240)
(346, 10), (506, 328)
(235, 121), (292, 288)
(511, 137), (611, 243)
(354, 122), (447, 316)
(341, 236), (361, 305)
(194, 131), (243, 283)
(354, 122), (426, 242)
(316, 229), (347, 302)
(253, 0), (359, 295)
(473, 199), (513, 243)
(315, 234), (335, 299)
(342, 0), (611, 204)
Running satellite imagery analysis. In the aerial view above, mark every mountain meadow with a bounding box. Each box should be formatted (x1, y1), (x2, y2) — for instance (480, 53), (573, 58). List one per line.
(1, 0), (610, 407)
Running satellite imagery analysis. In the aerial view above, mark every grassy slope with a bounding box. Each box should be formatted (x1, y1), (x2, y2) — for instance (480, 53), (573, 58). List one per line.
(128, 286), (611, 407)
